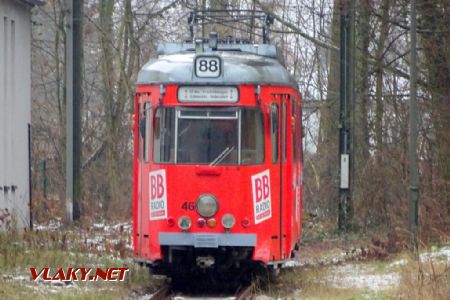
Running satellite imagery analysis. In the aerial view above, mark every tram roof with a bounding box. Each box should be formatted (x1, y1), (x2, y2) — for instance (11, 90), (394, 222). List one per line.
(137, 42), (297, 87)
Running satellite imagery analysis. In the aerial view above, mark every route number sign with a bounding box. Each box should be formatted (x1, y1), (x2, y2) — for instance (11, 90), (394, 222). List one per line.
(195, 56), (221, 78)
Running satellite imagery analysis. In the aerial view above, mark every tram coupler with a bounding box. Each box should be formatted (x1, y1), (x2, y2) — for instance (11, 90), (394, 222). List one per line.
(196, 256), (215, 268)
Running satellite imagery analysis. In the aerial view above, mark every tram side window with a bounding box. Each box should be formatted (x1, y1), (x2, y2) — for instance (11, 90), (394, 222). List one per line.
(299, 104), (304, 162)
(292, 98), (298, 162)
(241, 108), (264, 164)
(296, 100), (302, 162)
(138, 104), (143, 160)
(153, 107), (175, 163)
(143, 102), (151, 162)
(282, 103), (287, 162)
(271, 104), (279, 163)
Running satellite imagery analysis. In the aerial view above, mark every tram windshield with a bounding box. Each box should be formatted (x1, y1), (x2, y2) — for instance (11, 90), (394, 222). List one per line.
(153, 107), (264, 165)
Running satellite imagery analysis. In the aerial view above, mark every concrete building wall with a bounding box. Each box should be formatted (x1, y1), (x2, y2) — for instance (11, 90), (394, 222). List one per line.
(0, 0), (32, 230)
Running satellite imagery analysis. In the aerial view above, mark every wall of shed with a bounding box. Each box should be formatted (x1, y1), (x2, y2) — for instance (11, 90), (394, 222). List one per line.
(0, 0), (32, 231)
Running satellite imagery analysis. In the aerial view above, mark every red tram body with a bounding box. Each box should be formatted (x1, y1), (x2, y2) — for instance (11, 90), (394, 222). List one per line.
(133, 36), (303, 276)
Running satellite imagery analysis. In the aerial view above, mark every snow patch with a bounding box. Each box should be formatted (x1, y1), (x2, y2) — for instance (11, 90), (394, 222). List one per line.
(325, 264), (400, 292)
(92, 223), (105, 230)
(33, 219), (62, 231)
(388, 259), (408, 268)
(420, 246), (450, 263)
(282, 260), (302, 268)
(2, 274), (29, 282)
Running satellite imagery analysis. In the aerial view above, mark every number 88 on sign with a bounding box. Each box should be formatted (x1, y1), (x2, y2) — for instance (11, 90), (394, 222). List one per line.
(195, 56), (221, 78)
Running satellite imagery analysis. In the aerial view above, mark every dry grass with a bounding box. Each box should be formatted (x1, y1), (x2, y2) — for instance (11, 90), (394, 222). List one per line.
(261, 245), (449, 299)
(262, 265), (393, 299)
(0, 227), (163, 299)
(394, 256), (450, 299)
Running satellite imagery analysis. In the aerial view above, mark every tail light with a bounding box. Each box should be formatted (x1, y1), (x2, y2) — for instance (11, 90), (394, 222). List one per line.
(197, 218), (206, 228)
(206, 218), (217, 228)
(241, 218), (250, 228)
(167, 217), (175, 227)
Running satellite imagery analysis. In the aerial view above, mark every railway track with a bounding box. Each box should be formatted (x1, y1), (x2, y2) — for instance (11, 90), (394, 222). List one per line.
(149, 285), (171, 300)
(148, 282), (254, 300)
(234, 283), (254, 300)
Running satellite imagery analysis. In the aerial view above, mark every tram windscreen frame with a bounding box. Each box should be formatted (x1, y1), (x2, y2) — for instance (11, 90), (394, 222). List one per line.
(153, 106), (264, 165)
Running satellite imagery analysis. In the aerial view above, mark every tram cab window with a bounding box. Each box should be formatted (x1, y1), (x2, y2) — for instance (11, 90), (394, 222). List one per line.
(241, 109), (264, 164)
(175, 107), (264, 165)
(177, 108), (238, 165)
(153, 107), (175, 163)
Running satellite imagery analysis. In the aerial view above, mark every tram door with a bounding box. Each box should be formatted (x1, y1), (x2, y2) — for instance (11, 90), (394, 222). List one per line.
(138, 96), (152, 258)
(269, 94), (293, 261)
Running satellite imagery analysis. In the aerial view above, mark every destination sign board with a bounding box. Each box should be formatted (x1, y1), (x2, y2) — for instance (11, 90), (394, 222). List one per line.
(178, 86), (238, 103)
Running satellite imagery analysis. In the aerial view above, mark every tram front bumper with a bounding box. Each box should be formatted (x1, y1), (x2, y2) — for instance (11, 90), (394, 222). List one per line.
(159, 232), (256, 248)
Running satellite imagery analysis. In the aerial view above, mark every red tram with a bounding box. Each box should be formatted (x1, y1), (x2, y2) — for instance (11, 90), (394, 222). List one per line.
(133, 31), (303, 277)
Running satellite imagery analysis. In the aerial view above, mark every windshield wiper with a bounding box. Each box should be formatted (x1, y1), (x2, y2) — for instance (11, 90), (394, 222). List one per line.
(209, 146), (234, 166)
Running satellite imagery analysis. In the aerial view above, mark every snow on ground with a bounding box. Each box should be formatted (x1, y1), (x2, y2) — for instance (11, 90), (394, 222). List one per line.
(33, 219), (134, 257)
(33, 218), (62, 231)
(92, 223), (105, 230)
(325, 263), (400, 292)
(282, 259), (303, 268)
(323, 245), (449, 292)
(89, 221), (134, 254)
(24, 221), (450, 296)
(2, 272), (86, 294)
(2, 274), (29, 282)
(385, 246), (450, 270)
(1, 220), (134, 293)
(387, 258), (408, 268)
(420, 246), (450, 263)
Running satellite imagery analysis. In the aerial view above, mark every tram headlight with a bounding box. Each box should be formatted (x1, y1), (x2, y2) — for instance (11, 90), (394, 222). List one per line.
(178, 216), (192, 231)
(221, 214), (236, 230)
(196, 194), (218, 217)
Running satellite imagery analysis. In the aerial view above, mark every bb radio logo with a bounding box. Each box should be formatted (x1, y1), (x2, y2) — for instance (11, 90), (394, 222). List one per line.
(30, 267), (129, 282)
(252, 169), (272, 224)
(149, 169), (168, 220)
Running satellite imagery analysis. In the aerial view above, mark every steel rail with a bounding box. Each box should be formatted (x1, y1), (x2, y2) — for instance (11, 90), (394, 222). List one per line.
(149, 285), (171, 300)
(235, 283), (254, 300)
